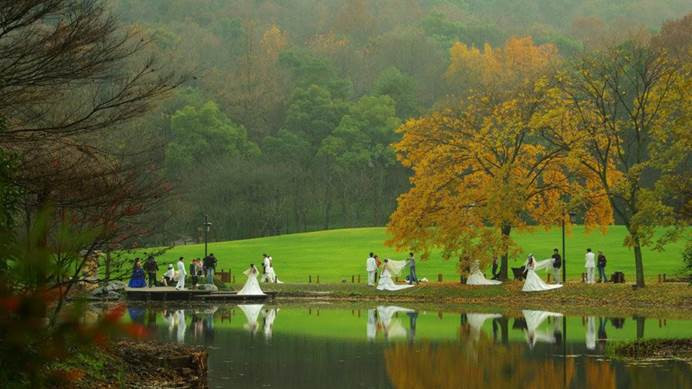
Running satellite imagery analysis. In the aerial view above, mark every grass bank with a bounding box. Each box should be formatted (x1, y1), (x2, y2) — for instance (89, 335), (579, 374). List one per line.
(239, 281), (692, 316)
(152, 226), (688, 284)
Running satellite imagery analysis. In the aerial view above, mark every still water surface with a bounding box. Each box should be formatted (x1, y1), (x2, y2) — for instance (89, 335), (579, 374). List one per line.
(126, 303), (692, 389)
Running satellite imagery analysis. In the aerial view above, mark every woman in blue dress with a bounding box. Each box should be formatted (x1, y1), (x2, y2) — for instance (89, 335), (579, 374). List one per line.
(128, 258), (146, 288)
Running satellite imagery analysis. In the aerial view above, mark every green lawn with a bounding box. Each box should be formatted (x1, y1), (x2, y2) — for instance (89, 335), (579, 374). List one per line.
(147, 226), (688, 284)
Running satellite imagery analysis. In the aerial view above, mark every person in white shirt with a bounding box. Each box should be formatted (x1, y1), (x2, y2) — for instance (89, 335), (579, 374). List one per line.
(584, 248), (596, 284)
(176, 257), (187, 290)
(366, 252), (377, 286)
(262, 254), (272, 282)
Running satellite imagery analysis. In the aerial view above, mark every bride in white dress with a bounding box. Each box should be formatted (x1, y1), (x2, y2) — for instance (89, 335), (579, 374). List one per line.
(466, 260), (502, 285)
(522, 255), (563, 292)
(237, 264), (266, 296)
(376, 259), (416, 291)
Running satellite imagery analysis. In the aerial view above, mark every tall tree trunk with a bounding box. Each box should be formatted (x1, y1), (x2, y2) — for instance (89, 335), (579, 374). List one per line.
(633, 236), (645, 288)
(499, 223), (511, 280)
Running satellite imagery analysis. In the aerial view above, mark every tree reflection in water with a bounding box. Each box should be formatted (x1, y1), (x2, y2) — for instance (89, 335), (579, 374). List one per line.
(384, 337), (578, 389)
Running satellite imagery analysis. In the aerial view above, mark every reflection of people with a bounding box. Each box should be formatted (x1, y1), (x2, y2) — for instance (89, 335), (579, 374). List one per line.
(407, 311), (418, 343)
(128, 258), (146, 288)
(366, 253), (377, 286)
(522, 255), (563, 292)
(238, 304), (264, 336)
(376, 306), (415, 339)
(597, 318), (608, 352)
(466, 313), (502, 342)
(586, 316), (596, 350)
(367, 309), (377, 341)
(585, 249), (596, 284)
(263, 308), (277, 341)
(522, 310), (563, 349)
(237, 264), (265, 295)
(176, 309), (186, 343)
(377, 259), (415, 291)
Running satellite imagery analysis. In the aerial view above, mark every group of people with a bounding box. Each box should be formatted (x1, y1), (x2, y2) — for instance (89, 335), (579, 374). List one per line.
(464, 246), (609, 292)
(128, 253), (218, 291)
(366, 252), (418, 291)
(235, 253), (283, 296)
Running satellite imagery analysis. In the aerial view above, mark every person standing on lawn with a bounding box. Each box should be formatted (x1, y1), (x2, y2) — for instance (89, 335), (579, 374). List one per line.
(407, 252), (418, 285)
(366, 252), (377, 286)
(551, 249), (562, 284)
(597, 251), (607, 283)
(203, 253), (217, 284)
(585, 248), (596, 284)
(143, 255), (159, 287)
(176, 257), (187, 290)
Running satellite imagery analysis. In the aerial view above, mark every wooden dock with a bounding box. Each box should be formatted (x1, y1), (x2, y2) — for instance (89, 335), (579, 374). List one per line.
(125, 287), (275, 302)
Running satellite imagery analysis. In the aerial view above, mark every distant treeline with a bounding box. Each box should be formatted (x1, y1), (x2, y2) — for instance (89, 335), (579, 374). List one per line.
(108, 0), (691, 244)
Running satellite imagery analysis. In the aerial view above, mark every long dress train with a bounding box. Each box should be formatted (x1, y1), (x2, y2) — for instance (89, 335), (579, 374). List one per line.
(466, 260), (502, 285)
(376, 261), (416, 291)
(238, 268), (265, 296)
(522, 259), (563, 292)
(128, 267), (146, 288)
(238, 304), (264, 335)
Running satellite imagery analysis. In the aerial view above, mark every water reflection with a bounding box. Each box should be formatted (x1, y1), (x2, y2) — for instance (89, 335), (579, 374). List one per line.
(522, 310), (562, 349)
(123, 304), (691, 389)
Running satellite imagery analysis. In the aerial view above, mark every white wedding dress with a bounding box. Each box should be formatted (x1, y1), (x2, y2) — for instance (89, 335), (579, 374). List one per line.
(522, 259), (563, 292)
(264, 265), (283, 284)
(466, 260), (502, 285)
(522, 309), (562, 348)
(376, 260), (416, 291)
(238, 268), (266, 296)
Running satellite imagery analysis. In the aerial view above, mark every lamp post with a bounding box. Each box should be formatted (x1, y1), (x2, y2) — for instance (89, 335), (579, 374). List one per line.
(203, 215), (212, 257)
(561, 211), (576, 283)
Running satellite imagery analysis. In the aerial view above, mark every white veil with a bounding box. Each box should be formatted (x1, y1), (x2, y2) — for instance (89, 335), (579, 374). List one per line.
(385, 259), (408, 276)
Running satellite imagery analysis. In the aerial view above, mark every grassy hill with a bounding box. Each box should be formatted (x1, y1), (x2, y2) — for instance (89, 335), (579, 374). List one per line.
(149, 226), (687, 283)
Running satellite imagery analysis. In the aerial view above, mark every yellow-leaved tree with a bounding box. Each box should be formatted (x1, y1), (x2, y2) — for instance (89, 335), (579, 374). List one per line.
(387, 37), (612, 279)
(538, 33), (690, 288)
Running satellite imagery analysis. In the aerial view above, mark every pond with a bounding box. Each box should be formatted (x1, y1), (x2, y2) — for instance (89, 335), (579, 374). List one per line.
(124, 302), (692, 389)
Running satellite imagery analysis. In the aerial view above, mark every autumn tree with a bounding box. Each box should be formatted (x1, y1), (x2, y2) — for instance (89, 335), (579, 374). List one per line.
(387, 37), (611, 279)
(541, 34), (690, 288)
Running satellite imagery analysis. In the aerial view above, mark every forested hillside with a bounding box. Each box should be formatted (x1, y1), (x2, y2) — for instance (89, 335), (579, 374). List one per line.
(108, 0), (691, 243)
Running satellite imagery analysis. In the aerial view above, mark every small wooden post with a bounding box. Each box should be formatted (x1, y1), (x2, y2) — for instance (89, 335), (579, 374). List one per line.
(309, 275), (312, 283)
(663, 273), (666, 282)
(357, 274), (360, 283)
(438, 273), (443, 282)
(316, 275), (320, 284)
(352, 275), (355, 283)
(581, 273), (586, 283)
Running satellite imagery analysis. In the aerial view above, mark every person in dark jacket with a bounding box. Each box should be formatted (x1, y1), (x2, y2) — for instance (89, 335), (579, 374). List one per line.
(491, 256), (500, 280)
(143, 255), (159, 287)
(597, 251), (607, 283)
(203, 253), (217, 284)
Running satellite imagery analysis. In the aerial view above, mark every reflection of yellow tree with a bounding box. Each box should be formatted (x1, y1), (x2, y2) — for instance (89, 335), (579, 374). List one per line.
(585, 359), (616, 389)
(384, 339), (574, 389)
